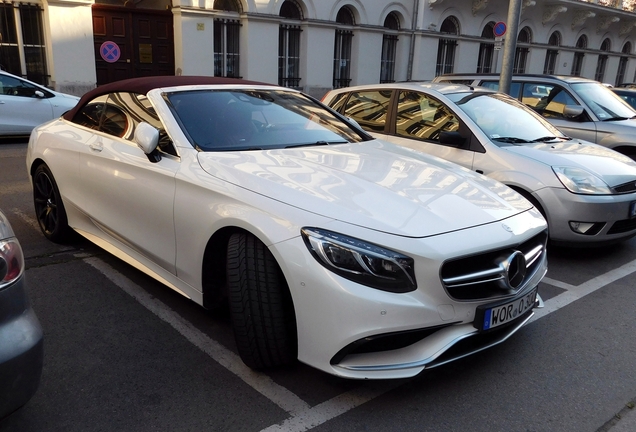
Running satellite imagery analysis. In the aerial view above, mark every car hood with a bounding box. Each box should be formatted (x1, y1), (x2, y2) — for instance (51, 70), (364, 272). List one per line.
(197, 140), (533, 237)
(503, 140), (636, 187)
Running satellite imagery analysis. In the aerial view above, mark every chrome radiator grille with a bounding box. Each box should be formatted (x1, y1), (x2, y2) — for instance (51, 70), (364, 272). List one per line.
(440, 230), (547, 301)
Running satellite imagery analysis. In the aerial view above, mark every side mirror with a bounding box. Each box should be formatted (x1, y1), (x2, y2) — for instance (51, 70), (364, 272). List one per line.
(134, 122), (161, 162)
(563, 105), (585, 119)
(34, 90), (45, 98)
(439, 131), (467, 147)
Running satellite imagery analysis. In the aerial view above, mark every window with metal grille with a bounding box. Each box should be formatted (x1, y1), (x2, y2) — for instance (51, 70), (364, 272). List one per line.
(616, 42), (631, 85)
(477, 22), (495, 73)
(333, 30), (353, 88)
(278, 25), (301, 88)
(543, 32), (560, 74)
(595, 38), (611, 82)
(571, 35), (587, 76)
(435, 16), (458, 76)
(380, 12), (399, 83)
(380, 35), (397, 83)
(513, 27), (531, 74)
(0, 3), (47, 85)
(214, 20), (240, 78)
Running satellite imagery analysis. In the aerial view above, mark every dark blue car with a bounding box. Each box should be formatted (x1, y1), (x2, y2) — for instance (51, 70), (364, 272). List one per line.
(0, 209), (43, 419)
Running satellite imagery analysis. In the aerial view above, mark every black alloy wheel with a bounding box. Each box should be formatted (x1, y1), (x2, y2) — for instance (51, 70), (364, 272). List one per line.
(33, 164), (70, 243)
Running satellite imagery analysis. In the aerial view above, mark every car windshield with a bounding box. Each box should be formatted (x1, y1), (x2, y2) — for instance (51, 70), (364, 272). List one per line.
(570, 82), (636, 121)
(446, 91), (568, 145)
(166, 89), (365, 151)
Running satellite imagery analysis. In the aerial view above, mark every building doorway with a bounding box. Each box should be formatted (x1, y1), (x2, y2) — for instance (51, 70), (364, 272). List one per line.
(92, 5), (174, 85)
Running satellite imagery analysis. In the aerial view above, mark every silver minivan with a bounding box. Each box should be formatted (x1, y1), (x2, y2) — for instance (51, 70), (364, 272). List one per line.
(432, 74), (636, 160)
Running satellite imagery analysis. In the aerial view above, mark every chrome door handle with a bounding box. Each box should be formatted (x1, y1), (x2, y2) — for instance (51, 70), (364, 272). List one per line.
(89, 142), (103, 152)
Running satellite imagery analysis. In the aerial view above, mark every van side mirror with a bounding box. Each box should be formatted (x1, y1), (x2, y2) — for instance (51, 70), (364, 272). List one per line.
(563, 105), (585, 119)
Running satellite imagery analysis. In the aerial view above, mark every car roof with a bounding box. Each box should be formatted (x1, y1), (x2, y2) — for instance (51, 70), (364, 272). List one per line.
(436, 73), (598, 84)
(328, 81), (488, 96)
(62, 75), (272, 121)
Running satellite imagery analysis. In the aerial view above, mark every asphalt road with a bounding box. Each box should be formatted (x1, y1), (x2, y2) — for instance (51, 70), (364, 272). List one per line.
(1, 141), (636, 432)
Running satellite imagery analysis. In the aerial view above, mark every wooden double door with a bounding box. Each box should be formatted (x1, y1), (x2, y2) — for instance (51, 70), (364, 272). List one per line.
(92, 5), (175, 85)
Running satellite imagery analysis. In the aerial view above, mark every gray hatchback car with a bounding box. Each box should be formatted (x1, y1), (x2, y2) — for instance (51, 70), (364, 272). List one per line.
(323, 82), (636, 246)
(432, 74), (636, 160)
(0, 209), (43, 419)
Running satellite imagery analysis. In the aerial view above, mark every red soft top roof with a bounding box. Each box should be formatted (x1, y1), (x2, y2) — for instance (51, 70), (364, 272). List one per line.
(62, 75), (272, 121)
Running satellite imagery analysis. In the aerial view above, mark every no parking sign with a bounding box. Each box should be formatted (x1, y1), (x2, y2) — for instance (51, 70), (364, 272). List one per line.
(100, 41), (121, 63)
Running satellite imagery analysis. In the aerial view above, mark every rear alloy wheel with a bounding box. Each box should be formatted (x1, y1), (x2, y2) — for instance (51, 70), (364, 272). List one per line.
(33, 164), (70, 243)
(226, 232), (297, 370)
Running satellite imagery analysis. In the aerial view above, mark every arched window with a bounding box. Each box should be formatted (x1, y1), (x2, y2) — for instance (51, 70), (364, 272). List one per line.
(571, 35), (587, 76)
(336, 6), (355, 25)
(477, 22), (495, 73)
(213, 0), (240, 12)
(380, 12), (400, 83)
(213, 0), (241, 78)
(617, 42), (631, 85)
(595, 38), (611, 82)
(333, 7), (355, 88)
(543, 31), (561, 75)
(514, 26), (532, 73)
(278, 1), (302, 88)
(436, 16), (459, 76)
(280, 0), (302, 19)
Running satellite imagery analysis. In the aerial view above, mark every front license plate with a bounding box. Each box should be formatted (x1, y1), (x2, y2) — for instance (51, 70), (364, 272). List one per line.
(478, 287), (538, 331)
(630, 201), (636, 219)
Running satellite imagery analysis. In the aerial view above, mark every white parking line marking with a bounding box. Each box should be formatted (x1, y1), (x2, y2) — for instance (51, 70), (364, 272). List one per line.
(83, 255), (636, 432)
(260, 381), (401, 432)
(530, 258), (636, 323)
(83, 257), (311, 416)
(10, 207), (40, 231)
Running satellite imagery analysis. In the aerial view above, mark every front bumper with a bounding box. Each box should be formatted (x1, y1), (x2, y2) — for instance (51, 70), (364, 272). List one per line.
(0, 275), (44, 419)
(272, 209), (548, 379)
(534, 187), (636, 245)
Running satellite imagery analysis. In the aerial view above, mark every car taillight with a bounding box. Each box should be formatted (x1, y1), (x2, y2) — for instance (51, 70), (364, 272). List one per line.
(0, 238), (25, 289)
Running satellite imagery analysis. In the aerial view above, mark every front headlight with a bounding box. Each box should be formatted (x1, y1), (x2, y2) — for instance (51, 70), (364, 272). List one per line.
(552, 166), (611, 194)
(301, 227), (416, 293)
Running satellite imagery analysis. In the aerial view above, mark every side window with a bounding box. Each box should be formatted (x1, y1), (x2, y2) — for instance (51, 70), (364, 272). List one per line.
(0, 74), (39, 98)
(342, 90), (391, 132)
(479, 81), (521, 98)
(107, 92), (177, 156)
(71, 95), (108, 131)
(396, 91), (459, 142)
(525, 84), (578, 119)
(99, 103), (129, 138)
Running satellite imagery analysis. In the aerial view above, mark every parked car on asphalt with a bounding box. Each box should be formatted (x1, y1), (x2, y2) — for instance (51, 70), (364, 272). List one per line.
(0, 208), (43, 418)
(322, 82), (636, 246)
(612, 87), (636, 110)
(432, 74), (636, 159)
(26, 76), (547, 379)
(0, 69), (79, 137)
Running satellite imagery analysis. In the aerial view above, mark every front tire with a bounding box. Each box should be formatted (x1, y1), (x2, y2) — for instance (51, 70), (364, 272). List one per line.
(226, 232), (297, 370)
(33, 164), (70, 243)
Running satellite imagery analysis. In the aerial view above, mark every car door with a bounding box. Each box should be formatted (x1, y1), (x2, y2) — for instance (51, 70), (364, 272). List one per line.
(0, 74), (53, 134)
(385, 90), (475, 170)
(76, 92), (179, 274)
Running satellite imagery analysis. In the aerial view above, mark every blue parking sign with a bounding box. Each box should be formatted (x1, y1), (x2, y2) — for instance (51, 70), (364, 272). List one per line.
(100, 41), (121, 63)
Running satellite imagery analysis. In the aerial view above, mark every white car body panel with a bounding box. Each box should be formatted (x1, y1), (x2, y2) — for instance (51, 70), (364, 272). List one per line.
(27, 81), (548, 378)
(0, 70), (79, 135)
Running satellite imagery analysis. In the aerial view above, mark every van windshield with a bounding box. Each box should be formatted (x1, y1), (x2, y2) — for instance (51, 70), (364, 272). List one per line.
(571, 82), (636, 121)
